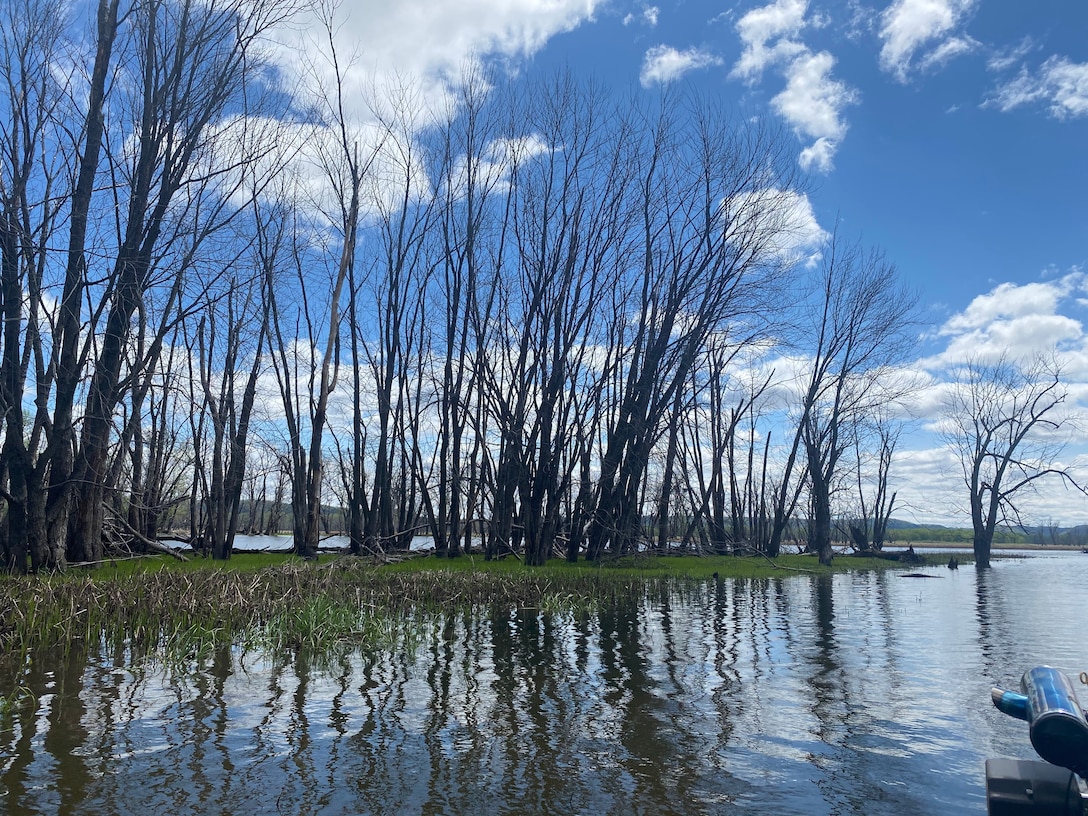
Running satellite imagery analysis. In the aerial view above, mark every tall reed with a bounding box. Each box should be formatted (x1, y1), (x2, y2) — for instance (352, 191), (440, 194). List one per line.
(0, 558), (652, 664)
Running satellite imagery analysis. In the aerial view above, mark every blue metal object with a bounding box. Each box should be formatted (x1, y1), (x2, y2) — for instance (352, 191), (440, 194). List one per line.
(992, 666), (1088, 777)
(987, 667), (1088, 814)
(1021, 667), (1088, 776)
(992, 687), (1031, 721)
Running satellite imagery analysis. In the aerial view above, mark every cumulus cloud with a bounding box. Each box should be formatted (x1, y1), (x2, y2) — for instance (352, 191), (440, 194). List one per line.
(727, 187), (829, 268)
(640, 45), (723, 87)
(732, 0), (808, 81)
(729, 0), (855, 173)
(899, 272), (1088, 525)
(989, 56), (1088, 119)
(256, 2), (602, 226)
(276, 0), (601, 123)
(940, 280), (1072, 334)
(878, 0), (977, 81)
(923, 274), (1087, 369)
(770, 51), (857, 172)
(888, 445), (969, 524)
(936, 315), (1084, 369)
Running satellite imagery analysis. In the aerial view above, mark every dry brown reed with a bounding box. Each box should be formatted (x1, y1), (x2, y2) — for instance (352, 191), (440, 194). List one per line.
(0, 558), (651, 662)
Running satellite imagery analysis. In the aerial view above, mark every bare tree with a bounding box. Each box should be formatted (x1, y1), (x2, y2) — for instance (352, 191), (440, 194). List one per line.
(192, 262), (270, 559)
(264, 6), (384, 560)
(793, 238), (916, 565)
(583, 97), (797, 561)
(847, 410), (902, 552)
(0, 0), (72, 572)
(942, 353), (1084, 568)
(59, 0), (297, 564)
(425, 68), (510, 559)
(483, 73), (634, 566)
(675, 338), (773, 553)
(351, 87), (434, 556)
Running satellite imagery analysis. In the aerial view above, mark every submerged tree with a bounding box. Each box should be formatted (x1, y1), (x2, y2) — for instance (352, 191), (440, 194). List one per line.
(0, 0), (72, 572)
(582, 99), (799, 561)
(0, 1), (936, 571)
(0, 0), (301, 571)
(942, 353), (1084, 568)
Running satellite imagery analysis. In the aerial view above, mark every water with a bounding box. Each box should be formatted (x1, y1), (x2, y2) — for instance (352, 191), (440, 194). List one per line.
(2, 553), (1086, 815)
(167, 533), (432, 552)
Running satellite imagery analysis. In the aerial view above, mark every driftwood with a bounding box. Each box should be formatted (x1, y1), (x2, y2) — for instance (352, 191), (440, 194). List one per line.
(848, 546), (927, 565)
(104, 509), (188, 561)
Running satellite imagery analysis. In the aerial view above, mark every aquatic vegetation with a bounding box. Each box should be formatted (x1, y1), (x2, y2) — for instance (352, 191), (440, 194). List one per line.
(0, 550), (936, 665)
(0, 557), (633, 661)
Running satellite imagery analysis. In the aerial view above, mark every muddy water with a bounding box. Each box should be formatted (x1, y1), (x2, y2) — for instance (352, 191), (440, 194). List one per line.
(2, 554), (1086, 815)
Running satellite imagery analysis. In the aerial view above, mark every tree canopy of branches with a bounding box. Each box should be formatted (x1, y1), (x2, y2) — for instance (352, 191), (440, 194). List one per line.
(0, 1), (926, 572)
(784, 236), (918, 564)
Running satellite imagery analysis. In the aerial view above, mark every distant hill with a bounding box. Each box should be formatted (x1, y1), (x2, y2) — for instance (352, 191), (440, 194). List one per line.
(885, 519), (943, 530)
(881, 520), (1028, 545)
(880, 519), (1088, 547)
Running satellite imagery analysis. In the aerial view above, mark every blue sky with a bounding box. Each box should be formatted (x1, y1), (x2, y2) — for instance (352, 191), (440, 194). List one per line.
(276, 0), (1088, 526)
(519, 0), (1088, 334)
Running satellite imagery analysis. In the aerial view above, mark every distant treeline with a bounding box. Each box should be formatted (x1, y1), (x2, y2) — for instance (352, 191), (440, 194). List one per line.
(889, 526), (1029, 545)
(888, 524), (1088, 547)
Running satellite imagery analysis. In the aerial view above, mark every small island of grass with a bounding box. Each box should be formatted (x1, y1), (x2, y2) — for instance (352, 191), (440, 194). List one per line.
(0, 548), (960, 666)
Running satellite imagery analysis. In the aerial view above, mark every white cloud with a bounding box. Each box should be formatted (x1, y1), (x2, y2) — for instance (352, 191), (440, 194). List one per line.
(623, 6), (658, 26)
(989, 66), (1049, 112)
(771, 51), (856, 172)
(277, 1), (601, 124)
(878, 0), (977, 81)
(897, 272), (1088, 526)
(798, 137), (836, 173)
(727, 188), (829, 268)
(894, 438), (1088, 525)
(940, 280), (1072, 334)
(934, 316), (1084, 368)
(259, 1), (602, 231)
(889, 445), (969, 525)
(991, 56), (1088, 119)
(640, 45), (723, 87)
(1044, 59), (1088, 118)
(350, 0), (599, 70)
(923, 275), (1088, 369)
(732, 0), (808, 81)
(729, 0), (855, 173)
(917, 35), (978, 72)
(987, 37), (1034, 73)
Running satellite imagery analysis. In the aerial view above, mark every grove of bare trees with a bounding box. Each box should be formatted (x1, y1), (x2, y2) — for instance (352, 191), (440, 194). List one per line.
(0, 0), (939, 573)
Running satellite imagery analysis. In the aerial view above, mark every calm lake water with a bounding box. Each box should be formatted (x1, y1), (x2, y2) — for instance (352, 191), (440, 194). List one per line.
(2, 552), (1086, 815)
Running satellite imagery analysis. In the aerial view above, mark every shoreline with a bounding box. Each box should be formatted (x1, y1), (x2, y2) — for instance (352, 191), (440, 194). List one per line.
(894, 541), (1084, 552)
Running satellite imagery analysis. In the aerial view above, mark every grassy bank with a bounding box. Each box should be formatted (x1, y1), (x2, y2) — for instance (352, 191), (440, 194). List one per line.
(0, 549), (945, 664)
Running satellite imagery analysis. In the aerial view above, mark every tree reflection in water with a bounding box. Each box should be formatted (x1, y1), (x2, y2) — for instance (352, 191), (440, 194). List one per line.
(3, 557), (1087, 815)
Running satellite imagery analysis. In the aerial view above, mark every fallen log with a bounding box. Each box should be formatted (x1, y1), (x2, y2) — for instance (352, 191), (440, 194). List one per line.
(105, 510), (188, 562)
